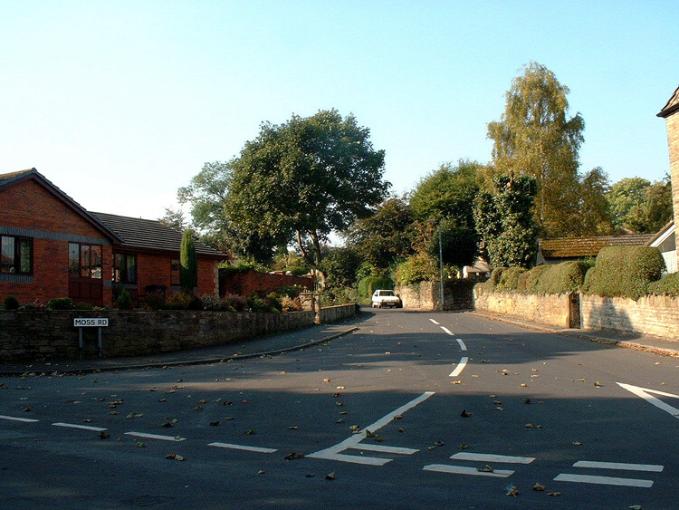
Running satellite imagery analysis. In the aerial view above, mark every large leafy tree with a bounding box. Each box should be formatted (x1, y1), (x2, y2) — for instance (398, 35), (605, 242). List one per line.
(320, 246), (362, 289)
(225, 110), (389, 284)
(408, 160), (482, 268)
(474, 176), (538, 268)
(488, 62), (584, 237)
(577, 167), (614, 235)
(346, 197), (414, 269)
(607, 176), (672, 233)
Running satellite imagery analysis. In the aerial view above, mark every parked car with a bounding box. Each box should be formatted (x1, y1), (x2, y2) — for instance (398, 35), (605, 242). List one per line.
(371, 289), (402, 308)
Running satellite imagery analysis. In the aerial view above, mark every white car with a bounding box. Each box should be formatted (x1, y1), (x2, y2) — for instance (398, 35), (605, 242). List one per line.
(371, 289), (402, 308)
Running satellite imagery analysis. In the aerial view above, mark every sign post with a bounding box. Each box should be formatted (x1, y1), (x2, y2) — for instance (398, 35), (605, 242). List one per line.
(74, 318), (109, 358)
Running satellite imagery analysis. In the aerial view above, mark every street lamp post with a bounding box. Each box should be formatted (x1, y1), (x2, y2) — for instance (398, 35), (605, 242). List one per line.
(439, 229), (444, 311)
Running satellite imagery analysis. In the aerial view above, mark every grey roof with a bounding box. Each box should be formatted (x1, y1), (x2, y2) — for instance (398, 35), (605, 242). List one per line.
(91, 212), (226, 258)
(658, 85), (679, 118)
(0, 168), (121, 242)
(539, 234), (655, 259)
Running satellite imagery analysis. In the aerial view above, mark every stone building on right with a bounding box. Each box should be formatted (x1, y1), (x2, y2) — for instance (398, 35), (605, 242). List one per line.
(657, 85), (679, 261)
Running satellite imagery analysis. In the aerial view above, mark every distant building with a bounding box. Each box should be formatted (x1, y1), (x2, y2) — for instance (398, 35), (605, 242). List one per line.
(536, 234), (655, 265)
(657, 85), (679, 262)
(648, 221), (676, 274)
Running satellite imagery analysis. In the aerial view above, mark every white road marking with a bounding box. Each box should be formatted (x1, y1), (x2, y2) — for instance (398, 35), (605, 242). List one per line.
(429, 319), (440, 325)
(617, 382), (679, 418)
(440, 326), (453, 336)
(449, 357), (468, 377)
(208, 442), (277, 453)
(348, 443), (418, 455)
(52, 422), (107, 432)
(451, 452), (535, 464)
(573, 460), (663, 472)
(554, 473), (653, 488)
(308, 391), (435, 465)
(124, 432), (186, 442)
(423, 464), (514, 478)
(0, 415), (39, 423)
(456, 338), (467, 351)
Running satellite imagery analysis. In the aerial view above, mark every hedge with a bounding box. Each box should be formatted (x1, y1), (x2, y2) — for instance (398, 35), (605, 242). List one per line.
(583, 246), (665, 300)
(482, 261), (588, 294)
(358, 276), (394, 298)
(648, 272), (679, 297)
(496, 267), (526, 291)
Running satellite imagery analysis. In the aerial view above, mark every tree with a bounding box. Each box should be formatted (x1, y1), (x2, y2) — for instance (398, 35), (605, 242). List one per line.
(346, 197), (414, 269)
(320, 246), (362, 289)
(180, 229), (197, 292)
(474, 176), (538, 268)
(488, 62), (585, 237)
(408, 160), (482, 268)
(607, 176), (672, 233)
(225, 110), (389, 285)
(577, 167), (613, 235)
(159, 208), (187, 231)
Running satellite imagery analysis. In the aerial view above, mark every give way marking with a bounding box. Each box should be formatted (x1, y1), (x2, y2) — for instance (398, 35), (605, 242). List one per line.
(617, 382), (679, 419)
(308, 391), (435, 466)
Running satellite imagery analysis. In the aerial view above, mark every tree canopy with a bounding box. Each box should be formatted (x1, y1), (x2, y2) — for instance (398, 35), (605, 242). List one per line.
(224, 109), (389, 279)
(607, 176), (672, 234)
(488, 62), (584, 237)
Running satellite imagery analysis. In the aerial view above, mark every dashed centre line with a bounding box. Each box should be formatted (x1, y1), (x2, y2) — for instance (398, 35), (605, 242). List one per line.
(573, 460), (663, 472)
(451, 452), (534, 464)
(456, 338), (467, 351)
(0, 415), (39, 423)
(52, 422), (107, 432)
(449, 357), (468, 377)
(440, 326), (454, 336)
(423, 464), (514, 478)
(124, 432), (186, 442)
(429, 319), (440, 325)
(208, 442), (277, 453)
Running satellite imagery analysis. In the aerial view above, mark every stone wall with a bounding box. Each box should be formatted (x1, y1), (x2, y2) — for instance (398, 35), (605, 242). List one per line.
(320, 303), (356, 323)
(0, 304), (356, 361)
(473, 287), (575, 328)
(580, 294), (679, 339)
(396, 280), (474, 311)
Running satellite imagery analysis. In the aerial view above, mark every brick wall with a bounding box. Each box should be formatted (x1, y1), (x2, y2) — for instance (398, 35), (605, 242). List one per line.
(0, 179), (113, 306)
(580, 294), (679, 340)
(219, 269), (313, 297)
(473, 287), (575, 328)
(0, 304), (356, 361)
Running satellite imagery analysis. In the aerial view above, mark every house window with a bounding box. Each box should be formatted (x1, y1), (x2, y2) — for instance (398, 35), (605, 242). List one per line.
(0, 235), (32, 274)
(69, 242), (102, 279)
(170, 259), (180, 286)
(113, 253), (137, 284)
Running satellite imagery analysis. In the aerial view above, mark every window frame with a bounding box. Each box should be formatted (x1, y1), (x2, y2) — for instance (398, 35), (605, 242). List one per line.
(113, 252), (137, 284)
(68, 242), (103, 280)
(0, 235), (33, 275)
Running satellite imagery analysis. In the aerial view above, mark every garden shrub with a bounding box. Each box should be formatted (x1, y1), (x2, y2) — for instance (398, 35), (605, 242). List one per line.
(394, 253), (438, 286)
(75, 302), (95, 311)
(321, 286), (358, 305)
(534, 261), (588, 294)
(477, 267), (506, 292)
(115, 288), (133, 310)
(47, 297), (75, 310)
(518, 264), (550, 293)
(3, 296), (19, 310)
(223, 294), (247, 312)
(584, 246), (665, 300)
(496, 267), (526, 291)
(648, 273), (679, 297)
(358, 275), (394, 298)
(280, 296), (303, 311)
(248, 294), (278, 313)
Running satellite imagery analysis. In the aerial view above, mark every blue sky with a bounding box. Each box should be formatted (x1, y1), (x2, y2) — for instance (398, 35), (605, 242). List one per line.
(1, 1), (677, 221)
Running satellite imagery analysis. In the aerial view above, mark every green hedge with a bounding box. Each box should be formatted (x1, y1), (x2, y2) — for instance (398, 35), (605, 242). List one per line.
(648, 272), (679, 297)
(358, 276), (394, 298)
(584, 246), (665, 300)
(496, 267), (526, 291)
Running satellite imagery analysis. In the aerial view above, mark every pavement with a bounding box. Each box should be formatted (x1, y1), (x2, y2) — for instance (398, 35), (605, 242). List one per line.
(2, 309), (679, 509)
(469, 310), (679, 358)
(0, 319), (363, 376)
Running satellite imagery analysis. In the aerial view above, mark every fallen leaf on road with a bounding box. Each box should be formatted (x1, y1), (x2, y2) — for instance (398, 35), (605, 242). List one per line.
(336, 386), (345, 390)
(136, 441), (145, 448)
(520, 383), (528, 388)
(23, 406), (32, 412)
(162, 418), (178, 428)
(572, 441), (583, 447)
(478, 465), (494, 473)
(165, 453), (185, 461)
(257, 470), (265, 475)
(288, 425), (299, 430)
(398, 427), (405, 433)
(547, 491), (561, 496)
(594, 381), (604, 387)
(99, 431), (110, 440)
(451, 380), (462, 384)
(323, 378), (331, 383)
(284, 452), (304, 460)
(209, 421), (220, 427)
(505, 484), (519, 497)
(458, 443), (469, 449)
(460, 409), (472, 418)
(82, 418), (92, 423)
(336, 419), (345, 424)
(350, 424), (360, 433)
(628, 505), (642, 510)
(325, 472), (336, 480)
(532, 482), (545, 491)
(244, 429), (256, 435)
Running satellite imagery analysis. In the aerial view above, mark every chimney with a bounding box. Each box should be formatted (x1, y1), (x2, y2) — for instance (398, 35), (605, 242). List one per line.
(657, 85), (679, 259)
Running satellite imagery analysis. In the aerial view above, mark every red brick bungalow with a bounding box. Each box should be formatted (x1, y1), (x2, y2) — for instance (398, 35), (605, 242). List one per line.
(0, 168), (226, 307)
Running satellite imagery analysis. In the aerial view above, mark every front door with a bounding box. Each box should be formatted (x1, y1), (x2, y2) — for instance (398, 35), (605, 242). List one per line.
(68, 242), (103, 306)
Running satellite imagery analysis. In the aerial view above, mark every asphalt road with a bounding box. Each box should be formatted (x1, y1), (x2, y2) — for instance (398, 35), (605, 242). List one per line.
(2, 309), (679, 509)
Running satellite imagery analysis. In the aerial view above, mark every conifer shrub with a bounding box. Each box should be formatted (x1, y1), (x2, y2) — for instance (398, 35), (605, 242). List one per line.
(584, 246), (665, 300)
(358, 276), (394, 298)
(47, 297), (75, 310)
(115, 288), (133, 310)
